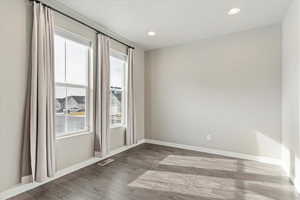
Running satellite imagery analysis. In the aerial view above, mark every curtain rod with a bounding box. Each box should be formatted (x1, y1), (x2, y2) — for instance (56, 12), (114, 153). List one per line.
(29, 0), (135, 49)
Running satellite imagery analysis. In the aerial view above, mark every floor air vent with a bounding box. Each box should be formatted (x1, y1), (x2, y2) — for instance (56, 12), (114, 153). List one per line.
(97, 158), (115, 167)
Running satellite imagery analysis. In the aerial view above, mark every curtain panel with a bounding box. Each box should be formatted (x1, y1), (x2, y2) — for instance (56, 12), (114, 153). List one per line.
(126, 48), (137, 145)
(94, 34), (111, 157)
(21, 2), (56, 183)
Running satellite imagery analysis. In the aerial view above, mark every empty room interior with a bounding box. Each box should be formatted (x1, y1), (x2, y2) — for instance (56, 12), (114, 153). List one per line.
(2, 0), (300, 199)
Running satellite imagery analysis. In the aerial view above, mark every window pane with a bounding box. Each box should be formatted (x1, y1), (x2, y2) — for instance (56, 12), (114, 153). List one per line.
(66, 40), (89, 85)
(111, 89), (123, 125)
(55, 86), (66, 136)
(54, 35), (66, 83)
(54, 32), (91, 137)
(110, 54), (126, 127)
(110, 56), (125, 89)
(66, 87), (86, 132)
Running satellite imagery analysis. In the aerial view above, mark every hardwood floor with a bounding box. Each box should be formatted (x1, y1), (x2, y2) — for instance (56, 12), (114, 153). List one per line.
(9, 144), (299, 200)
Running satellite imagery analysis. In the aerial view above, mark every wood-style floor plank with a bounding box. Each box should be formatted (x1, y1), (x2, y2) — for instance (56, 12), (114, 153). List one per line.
(9, 144), (300, 200)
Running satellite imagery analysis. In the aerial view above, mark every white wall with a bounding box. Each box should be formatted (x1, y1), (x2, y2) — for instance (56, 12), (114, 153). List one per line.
(282, 0), (300, 189)
(145, 25), (282, 159)
(0, 0), (145, 192)
(0, 0), (32, 192)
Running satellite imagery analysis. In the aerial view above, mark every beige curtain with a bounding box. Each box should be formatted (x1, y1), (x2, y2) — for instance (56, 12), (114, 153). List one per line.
(21, 2), (56, 183)
(95, 34), (111, 157)
(126, 48), (137, 145)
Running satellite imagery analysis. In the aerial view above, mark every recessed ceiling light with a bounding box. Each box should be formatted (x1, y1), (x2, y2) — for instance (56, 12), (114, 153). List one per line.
(147, 31), (156, 36)
(228, 8), (241, 15)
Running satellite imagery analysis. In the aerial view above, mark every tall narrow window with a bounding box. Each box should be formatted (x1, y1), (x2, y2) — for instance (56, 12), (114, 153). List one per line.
(54, 32), (91, 137)
(110, 51), (127, 128)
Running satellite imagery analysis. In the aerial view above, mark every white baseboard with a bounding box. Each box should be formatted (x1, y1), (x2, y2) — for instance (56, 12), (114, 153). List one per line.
(0, 138), (287, 199)
(145, 139), (283, 166)
(0, 139), (145, 200)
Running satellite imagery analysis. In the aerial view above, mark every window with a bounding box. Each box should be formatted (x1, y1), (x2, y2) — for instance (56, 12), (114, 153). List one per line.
(110, 51), (127, 127)
(54, 32), (91, 137)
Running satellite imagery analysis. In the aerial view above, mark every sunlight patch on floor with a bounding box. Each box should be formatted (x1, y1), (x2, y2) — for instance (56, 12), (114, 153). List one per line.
(128, 170), (274, 200)
(159, 155), (238, 172)
(159, 155), (282, 176)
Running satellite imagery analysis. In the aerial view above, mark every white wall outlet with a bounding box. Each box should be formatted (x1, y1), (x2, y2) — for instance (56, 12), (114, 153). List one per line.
(206, 134), (212, 141)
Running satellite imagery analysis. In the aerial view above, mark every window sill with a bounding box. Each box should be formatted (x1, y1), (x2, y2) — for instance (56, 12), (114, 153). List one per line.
(56, 131), (93, 140)
(110, 125), (126, 129)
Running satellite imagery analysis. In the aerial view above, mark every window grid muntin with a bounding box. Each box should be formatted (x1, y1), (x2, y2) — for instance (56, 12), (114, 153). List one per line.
(54, 32), (91, 138)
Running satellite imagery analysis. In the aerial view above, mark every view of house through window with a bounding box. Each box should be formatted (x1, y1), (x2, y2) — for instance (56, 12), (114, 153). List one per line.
(54, 33), (90, 137)
(110, 52), (127, 127)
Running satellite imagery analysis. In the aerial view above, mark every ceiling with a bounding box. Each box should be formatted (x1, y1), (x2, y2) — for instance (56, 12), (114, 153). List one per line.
(55, 0), (292, 50)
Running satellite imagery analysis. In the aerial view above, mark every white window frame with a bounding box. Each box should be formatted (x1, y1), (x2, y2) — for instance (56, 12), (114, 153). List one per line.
(54, 27), (93, 139)
(109, 49), (128, 129)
